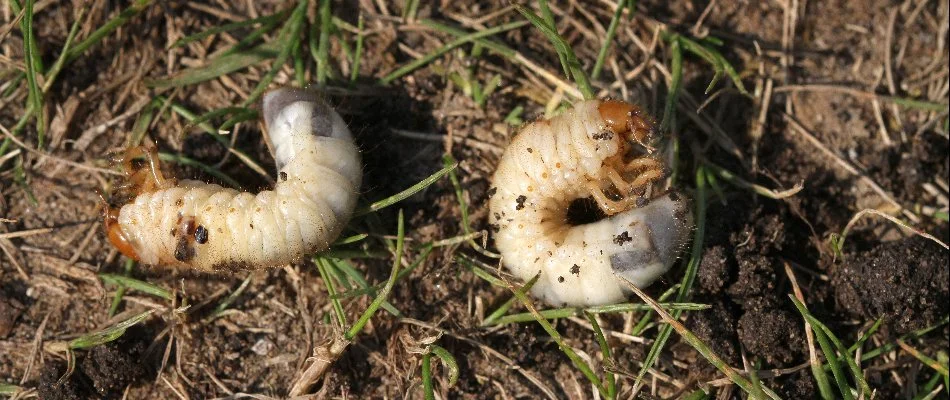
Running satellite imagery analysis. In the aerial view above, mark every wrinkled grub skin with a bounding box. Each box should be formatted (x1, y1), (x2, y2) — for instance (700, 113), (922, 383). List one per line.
(833, 237), (950, 334)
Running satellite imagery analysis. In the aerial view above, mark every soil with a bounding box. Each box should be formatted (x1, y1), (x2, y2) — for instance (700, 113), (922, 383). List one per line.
(1, 0), (948, 399)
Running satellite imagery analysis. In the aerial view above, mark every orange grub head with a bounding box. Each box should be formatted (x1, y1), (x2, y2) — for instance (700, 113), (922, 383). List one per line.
(597, 99), (656, 150)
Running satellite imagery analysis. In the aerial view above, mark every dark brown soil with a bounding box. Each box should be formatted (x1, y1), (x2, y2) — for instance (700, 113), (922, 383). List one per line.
(834, 236), (950, 334)
(1, 0), (948, 399)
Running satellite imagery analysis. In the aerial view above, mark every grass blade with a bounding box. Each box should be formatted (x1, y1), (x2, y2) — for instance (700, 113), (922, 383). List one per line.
(42, 3), (88, 93)
(423, 344), (459, 400)
(481, 273), (540, 326)
(515, 5), (594, 99)
(65, 0), (153, 64)
(99, 273), (173, 301)
(171, 10), (289, 48)
(586, 311), (616, 399)
(316, 257), (347, 329)
(485, 302), (709, 326)
(620, 276), (778, 399)
(147, 44), (280, 89)
(345, 209), (405, 340)
(790, 296), (856, 400)
(0, 384), (21, 395)
(208, 275), (253, 320)
(241, 0), (307, 107)
(355, 162), (456, 215)
(379, 20), (528, 84)
(660, 35), (683, 132)
(506, 274), (607, 397)
(21, 0), (45, 147)
(68, 310), (155, 349)
(592, 0), (632, 80)
(157, 152), (242, 189)
(350, 14), (365, 82)
(314, 0), (332, 85)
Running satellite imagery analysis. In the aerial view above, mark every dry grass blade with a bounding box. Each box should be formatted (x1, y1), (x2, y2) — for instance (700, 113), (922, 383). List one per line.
(705, 162), (803, 199)
(0, 227), (53, 240)
(896, 340), (949, 378)
(785, 263), (835, 399)
(830, 208), (949, 261)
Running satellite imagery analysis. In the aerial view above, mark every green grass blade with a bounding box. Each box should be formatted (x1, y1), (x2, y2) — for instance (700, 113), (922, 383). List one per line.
(486, 302), (709, 325)
(146, 43), (280, 89)
(422, 352), (435, 400)
(585, 311), (616, 399)
(430, 345), (460, 387)
(345, 209), (405, 340)
(99, 273), (174, 301)
(0, 384), (21, 395)
(859, 317), (948, 363)
(897, 340), (949, 378)
(171, 10), (288, 48)
(621, 276), (778, 399)
(129, 99), (161, 146)
(481, 273), (540, 327)
(535, 0), (567, 78)
(334, 233), (368, 245)
(241, 0), (307, 107)
(350, 14), (365, 82)
(208, 275), (253, 320)
(514, 5), (594, 99)
(790, 296), (855, 400)
(421, 20), (518, 59)
(379, 20), (528, 84)
(631, 284), (680, 335)
(329, 258), (401, 317)
(355, 162), (456, 215)
(315, 0), (332, 85)
(316, 257), (347, 329)
(69, 310), (155, 349)
(108, 260), (136, 317)
(660, 35), (683, 132)
(22, 0), (45, 147)
(592, 0), (632, 80)
(42, 3), (88, 93)
(849, 317), (884, 354)
(508, 274), (607, 397)
(444, 154), (472, 235)
(65, 0), (154, 64)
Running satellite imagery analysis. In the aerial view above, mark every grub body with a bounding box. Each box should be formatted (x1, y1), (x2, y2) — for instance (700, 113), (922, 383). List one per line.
(488, 99), (691, 306)
(110, 88), (361, 271)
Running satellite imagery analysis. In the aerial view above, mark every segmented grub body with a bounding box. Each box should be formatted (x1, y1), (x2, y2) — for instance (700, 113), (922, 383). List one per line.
(488, 99), (692, 306)
(105, 88), (361, 271)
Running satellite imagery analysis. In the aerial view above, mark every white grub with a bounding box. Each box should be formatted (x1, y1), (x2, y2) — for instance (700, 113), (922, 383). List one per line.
(106, 88), (361, 271)
(488, 99), (692, 306)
